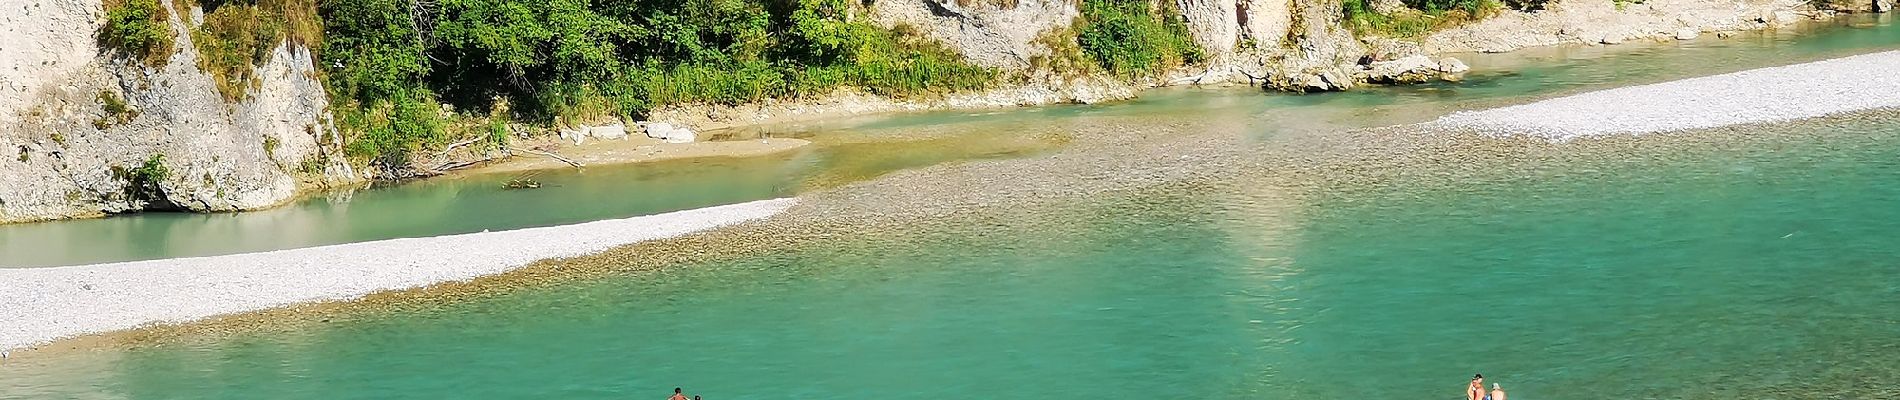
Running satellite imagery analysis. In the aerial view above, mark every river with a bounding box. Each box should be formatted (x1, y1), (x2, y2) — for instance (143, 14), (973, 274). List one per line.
(2, 16), (1899, 400)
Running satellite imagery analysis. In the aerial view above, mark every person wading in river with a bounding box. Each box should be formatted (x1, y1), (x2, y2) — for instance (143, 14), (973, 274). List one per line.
(1490, 383), (1507, 400)
(1467, 374), (1487, 400)
(668, 388), (687, 400)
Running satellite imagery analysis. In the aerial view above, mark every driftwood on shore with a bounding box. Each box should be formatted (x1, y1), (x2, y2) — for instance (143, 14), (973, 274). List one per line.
(511, 146), (585, 168)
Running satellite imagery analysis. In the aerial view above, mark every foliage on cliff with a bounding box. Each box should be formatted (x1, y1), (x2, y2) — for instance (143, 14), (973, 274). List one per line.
(1342, 0), (1501, 38)
(190, 0), (322, 100)
(100, 0), (176, 67)
(316, 0), (994, 166)
(1076, 0), (1202, 78)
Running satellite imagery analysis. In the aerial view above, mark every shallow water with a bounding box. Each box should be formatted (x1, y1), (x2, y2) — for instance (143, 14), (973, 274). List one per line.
(4, 16), (1898, 268)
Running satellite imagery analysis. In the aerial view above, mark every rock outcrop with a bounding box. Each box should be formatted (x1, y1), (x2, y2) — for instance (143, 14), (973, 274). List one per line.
(1423, 0), (1810, 53)
(869, 0), (1081, 69)
(0, 0), (349, 224)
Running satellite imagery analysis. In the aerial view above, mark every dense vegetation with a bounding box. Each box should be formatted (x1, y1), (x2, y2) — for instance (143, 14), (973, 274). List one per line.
(95, 0), (1220, 169)
(100, 0), (176, 66)
(1076, 0), (1202, 78)
(1342, 0), (1503, 38)
(320, 0), (996, 165)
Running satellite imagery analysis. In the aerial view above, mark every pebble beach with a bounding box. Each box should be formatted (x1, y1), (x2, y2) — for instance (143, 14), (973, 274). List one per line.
(1437, 50), (1900, 139)
(0, 198), (796, 351)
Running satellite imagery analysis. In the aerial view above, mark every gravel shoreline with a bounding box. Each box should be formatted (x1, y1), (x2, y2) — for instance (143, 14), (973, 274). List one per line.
(0, 198), (796, 351)
(1436, 50), (1900, 139)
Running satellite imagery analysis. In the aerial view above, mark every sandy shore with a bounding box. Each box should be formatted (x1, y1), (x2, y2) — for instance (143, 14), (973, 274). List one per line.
(1436, 50), (1900, 139)
(0, 198), (796, 351)
(468, 136), (813, 175)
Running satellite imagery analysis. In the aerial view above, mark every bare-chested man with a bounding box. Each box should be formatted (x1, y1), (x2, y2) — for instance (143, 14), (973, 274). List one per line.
(668, 388), (687, 400)
(1490, 383), (1507, 400)
(1467, 374), (1486, 400)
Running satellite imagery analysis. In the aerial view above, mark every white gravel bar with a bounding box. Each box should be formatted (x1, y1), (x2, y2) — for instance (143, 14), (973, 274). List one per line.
(0, 198), (796, 351)
(1437, 50), (1900, 139)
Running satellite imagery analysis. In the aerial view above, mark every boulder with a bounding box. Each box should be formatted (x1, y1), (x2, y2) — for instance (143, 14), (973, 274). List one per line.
(559, 128), (587, 145)
(642, 122), (697, 144)
(589, 123), (628, 140)
(1364, 55), (1441, 84)
(1437, 57), (1470, 74)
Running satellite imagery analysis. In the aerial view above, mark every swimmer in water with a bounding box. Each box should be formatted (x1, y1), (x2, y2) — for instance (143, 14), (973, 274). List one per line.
(1468, 374), (1486, 400)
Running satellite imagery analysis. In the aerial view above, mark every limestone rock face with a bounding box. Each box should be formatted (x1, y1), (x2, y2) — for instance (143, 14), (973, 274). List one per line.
(1422, 0), (1809, 54)
(0, 0), (349, 224)
(868, 0), (1081, 70)
(1239, 0), (1293, 45)
(1178, 0), (1242, 55)
(1262, 0), (1367, 91)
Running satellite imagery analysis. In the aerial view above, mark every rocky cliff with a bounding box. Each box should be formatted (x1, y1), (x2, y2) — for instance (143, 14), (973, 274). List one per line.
(0, 0), (349, 224)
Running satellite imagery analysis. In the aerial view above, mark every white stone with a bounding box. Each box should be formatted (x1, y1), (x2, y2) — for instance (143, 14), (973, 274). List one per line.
(1437, 57), (1471, 74)
(1674, 28), (1699, 40)
(589, 123), (628, 140)
(663, 127), (696, 144)
(642, 122), (697, 143)
(559, 128), (587, 144)
(643, 122), (677, 140)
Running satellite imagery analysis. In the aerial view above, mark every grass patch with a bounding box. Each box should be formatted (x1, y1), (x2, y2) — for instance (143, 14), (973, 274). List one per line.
(1076, 0), (1203, 79)
(93, 90), (140, 129)
(100, 0), (176, 67)
(1342, 0), (1500, 38)
(1028, 21), (1099, 77)
(190, 0), (320, 100)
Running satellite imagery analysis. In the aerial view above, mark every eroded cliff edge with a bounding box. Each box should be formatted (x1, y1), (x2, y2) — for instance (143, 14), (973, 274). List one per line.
(1, 0), (353, 223)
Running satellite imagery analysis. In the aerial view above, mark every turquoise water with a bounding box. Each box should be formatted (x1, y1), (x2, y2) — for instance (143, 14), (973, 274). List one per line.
(5, 116), (1899, 399)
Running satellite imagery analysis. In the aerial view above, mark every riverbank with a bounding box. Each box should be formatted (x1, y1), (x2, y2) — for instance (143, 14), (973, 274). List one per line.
(463, 136), (814, 175)
(0, 198), (795, 351)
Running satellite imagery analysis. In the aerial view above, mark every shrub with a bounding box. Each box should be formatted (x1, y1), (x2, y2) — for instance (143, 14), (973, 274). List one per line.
(1077, 0), (1203, 79)
(194, 4), (282, 100)
(101, 0), (176, 66)
(1342, 0), (1500, 38)
(93, 90), (140, 129)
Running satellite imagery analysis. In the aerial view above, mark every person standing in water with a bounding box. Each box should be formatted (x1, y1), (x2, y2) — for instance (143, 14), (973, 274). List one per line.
(1490, 383), (1507, 400)
(668, 388), (688, 400)
(1468, 374), (1486, 400)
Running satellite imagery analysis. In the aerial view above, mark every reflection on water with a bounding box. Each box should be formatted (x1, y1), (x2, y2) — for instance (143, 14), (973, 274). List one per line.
(0, 132), (1061, 268)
